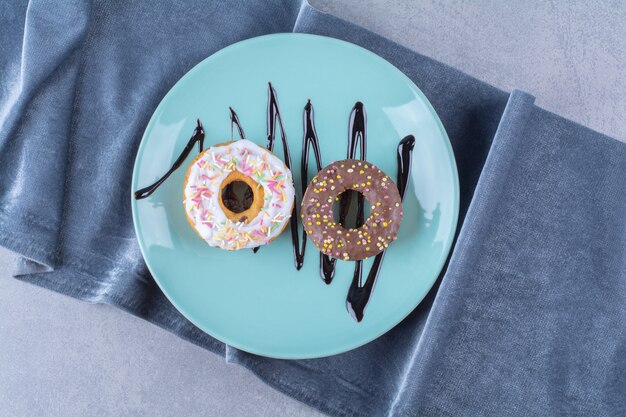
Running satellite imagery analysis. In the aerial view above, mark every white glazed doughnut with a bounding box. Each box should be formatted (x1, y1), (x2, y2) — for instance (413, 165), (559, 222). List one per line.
(183, 139), (295, 250)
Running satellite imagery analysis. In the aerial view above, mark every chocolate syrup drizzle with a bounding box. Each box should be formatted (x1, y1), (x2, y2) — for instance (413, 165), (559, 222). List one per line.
(346, 135), (415, 322)
(134, 119), (205, 200)
(229, 106), (246, 140)
(227, 106), (259, 253)
(265, 83), (306, 269)
(134, 84), (415, 322)
(301, 101), (331, 283)
(320, 102), (367, 285)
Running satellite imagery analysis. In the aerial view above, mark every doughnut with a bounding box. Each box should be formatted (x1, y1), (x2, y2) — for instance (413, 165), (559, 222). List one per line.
(301, 159), (403, 261)
(183, 139), (295, 250)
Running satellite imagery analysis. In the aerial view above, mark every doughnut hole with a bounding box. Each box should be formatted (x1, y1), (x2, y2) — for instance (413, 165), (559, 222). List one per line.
(221, 181), (253, 212)
(332, 190), (371, 229)
(218, 171), (264, 224)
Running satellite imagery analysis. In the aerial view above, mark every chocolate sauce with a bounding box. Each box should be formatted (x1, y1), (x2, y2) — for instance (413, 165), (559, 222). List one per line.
(221, 180), (254, 213)
(229, 107), (246, 140)
(227, 107), (258, 254)
(322, 102), (367, 284)
(135, 84), (416, 323)
(300, 100), (331, 283)
(266, 83), (305, 269)
(134, 119), (205, 200)
(346, 135), (415, 322)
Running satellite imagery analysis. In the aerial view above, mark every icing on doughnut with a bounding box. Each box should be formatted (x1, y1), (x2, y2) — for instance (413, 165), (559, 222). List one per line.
(184, 139), (295, 250)
(301, 159), (403, 261)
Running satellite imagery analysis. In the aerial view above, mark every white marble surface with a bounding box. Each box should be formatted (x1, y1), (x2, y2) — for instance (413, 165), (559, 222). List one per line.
(1, 1), (624, 416)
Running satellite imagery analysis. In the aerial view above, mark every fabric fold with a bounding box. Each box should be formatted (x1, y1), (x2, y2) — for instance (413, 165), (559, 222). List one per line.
(390, 91), (626, 417)
(0, 0), (92, 268)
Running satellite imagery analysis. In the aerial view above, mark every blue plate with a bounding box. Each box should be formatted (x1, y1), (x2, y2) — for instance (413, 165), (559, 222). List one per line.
(131, 34), (459, 359)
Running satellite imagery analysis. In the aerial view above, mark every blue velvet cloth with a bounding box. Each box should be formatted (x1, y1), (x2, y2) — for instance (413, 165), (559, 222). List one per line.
(1, 1), (625, 416)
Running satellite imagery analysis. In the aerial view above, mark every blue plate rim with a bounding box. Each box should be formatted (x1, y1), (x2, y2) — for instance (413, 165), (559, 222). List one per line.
(130, 33), (460, 359)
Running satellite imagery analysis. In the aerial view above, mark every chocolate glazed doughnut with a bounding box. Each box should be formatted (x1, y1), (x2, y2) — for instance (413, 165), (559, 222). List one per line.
(301, 160), (403, 261)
